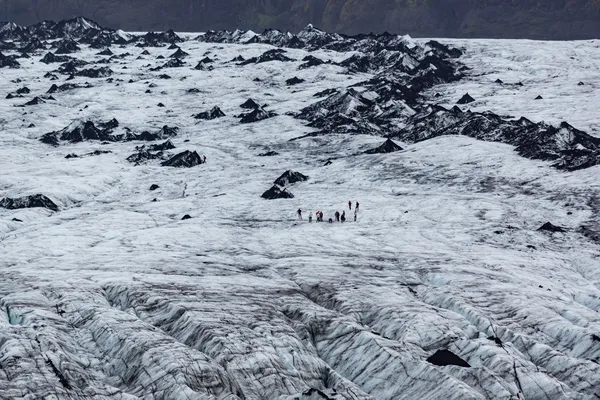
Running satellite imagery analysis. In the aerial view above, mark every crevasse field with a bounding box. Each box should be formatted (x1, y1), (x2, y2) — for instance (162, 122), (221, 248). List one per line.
(0, 19), (599, 399)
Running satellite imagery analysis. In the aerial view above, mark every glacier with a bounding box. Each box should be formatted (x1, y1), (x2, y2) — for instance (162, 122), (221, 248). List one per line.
(0, 18), (599, 399)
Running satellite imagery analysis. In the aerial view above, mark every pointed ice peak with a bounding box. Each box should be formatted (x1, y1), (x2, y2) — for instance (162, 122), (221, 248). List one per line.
(116, 30), (132, 42)
(399, 34), (417, 49)
(0, 21), (19, 31)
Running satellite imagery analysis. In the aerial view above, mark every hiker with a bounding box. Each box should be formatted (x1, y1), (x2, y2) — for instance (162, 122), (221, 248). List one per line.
(319, 211), (324, 222)
(203, 155), (207, 163)
(354, 208), (357, 221)
(355, 201), (360, 212)
(348, 200), (352, 210)
(335, 210), (340, 222)
(309, 212), (313, 223)
(341, 211), (346, 222)
(297, 209), (302, 220)
(328, 218), (333, 223)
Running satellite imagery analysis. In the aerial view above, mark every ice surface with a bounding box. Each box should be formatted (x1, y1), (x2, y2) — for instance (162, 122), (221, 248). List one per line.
(0, 23), (599, 400)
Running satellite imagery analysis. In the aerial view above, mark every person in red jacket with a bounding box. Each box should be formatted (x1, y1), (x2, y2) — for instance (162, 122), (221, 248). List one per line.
(348, 200), (352, 210)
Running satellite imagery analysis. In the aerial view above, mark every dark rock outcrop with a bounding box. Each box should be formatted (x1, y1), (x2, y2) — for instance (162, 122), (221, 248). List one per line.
(97, 48), (113, 56)
(261, 185), (294, 199)
(0, 52), (20, 68)
(392, 105), (600, 171)
(21, 97), (46, 106)
(126, 150), (166, 164)
(426, 350), (470, 368)
(169, 48), (189, 58)
(20, 38), (46, 53)
(41, 52), (72, 64)
(457, 93), (475, 104)
(286, 76), (305, 86)
(538, 222), (566, 233)
(365, 138), (403, 154)
(193, 106), (225, 120)
(77, 67), (113, 78)
(0, 194), (59, 212)
(258, 151), (279, 157)
(274, 170), (309, 186)
(299, 55), (326, 69)
(54, 38), (80, 54)
(147, 139), (176, 151)
(240, 107), (276, 124)
(136, 30), (184, 47)
(161, 150), (204, 167)
(240, 98), (260, 109)
(241, 49), (293, 64)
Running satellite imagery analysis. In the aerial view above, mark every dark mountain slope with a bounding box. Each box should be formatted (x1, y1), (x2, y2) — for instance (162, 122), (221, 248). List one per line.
(1, 0), (599, 39)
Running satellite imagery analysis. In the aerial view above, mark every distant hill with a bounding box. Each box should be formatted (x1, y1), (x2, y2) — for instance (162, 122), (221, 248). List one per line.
(1, 0), (600, 39)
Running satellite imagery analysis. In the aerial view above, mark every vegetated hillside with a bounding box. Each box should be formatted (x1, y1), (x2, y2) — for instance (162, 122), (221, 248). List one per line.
(1, 0), (600, 39)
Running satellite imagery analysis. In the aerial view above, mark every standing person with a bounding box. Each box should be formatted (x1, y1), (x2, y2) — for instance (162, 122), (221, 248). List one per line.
(348, 200), (352, 210)
(203, 155), (207, 163)
(341, 211), (346, 222)
(355, 201), (360, 212)
(335, 210), (340, 222)
(354, 208), (358, 222)
(309, 212), (313, 223)
(319, 211), (324, 222)
(297, 209), (302, 220)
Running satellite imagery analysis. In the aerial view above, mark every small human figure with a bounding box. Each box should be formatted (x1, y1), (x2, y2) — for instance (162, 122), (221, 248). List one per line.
(341, 211), (346, 222)
(309, 212), (313, 223)
(297, 209), (302, 220)
(328, 218), (333, 223)
(355, 201), (360, 212)
(335, 210), (340, 222)
(354, 208), (357, 221)
(203, 155), (207, 163)
(319, 211), (324, 222)
(348, 200), (352, 210)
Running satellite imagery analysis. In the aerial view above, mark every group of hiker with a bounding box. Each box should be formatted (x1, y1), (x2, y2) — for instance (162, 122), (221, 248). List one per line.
(297, 201), (360, 223)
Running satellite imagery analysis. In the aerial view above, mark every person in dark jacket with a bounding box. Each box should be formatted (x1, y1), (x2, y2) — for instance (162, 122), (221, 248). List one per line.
(341, 211), (346, 222)
(328, 218), (333, 223)
(355, 201), (359, 211)
(297, 209), (302, 220)
(335, 210), (340, 222)
(348, 200), (352, 210)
